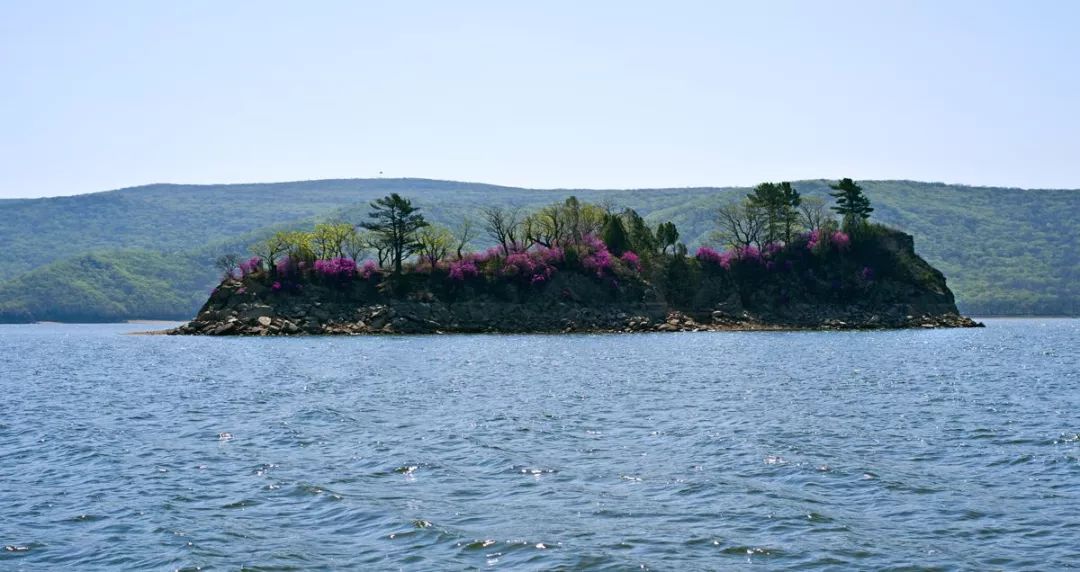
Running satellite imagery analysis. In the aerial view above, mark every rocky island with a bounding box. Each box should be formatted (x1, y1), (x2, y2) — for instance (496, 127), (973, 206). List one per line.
(170, 180), (981, 336)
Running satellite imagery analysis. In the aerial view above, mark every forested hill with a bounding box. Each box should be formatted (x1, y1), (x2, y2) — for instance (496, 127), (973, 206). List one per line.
(0, 178), (1076, 321)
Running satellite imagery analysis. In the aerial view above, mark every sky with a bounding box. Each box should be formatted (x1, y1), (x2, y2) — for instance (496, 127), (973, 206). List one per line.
(1, 1), (1078, 198)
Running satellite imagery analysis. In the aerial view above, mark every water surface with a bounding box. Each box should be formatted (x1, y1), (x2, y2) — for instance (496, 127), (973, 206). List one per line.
(1, 319), (1078, 570)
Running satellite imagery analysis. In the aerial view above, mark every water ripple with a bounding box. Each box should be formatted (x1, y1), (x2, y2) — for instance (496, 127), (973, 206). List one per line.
(0, 319), (1078, 569)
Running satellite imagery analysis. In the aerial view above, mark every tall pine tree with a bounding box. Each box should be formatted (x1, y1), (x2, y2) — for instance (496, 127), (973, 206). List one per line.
(601, 214), (629, 255)
(359, 193), (428, 274)
(829, 178), (873, 231)
(748, 181), (801, 243)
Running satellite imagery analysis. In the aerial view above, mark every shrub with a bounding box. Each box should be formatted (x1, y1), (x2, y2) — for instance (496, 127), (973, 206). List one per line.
(831, 231), (851, 250)
(581, 248), (613, 277)
(448, 258), (479, 281)
(314, 257), (357, 278)
(695, 246), (726, 267)
(360, 260), (380, 280)
(238, 256), (262, 275)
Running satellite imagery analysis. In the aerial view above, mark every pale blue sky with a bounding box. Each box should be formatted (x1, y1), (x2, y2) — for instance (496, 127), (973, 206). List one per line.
(1, 1), (1077, 198)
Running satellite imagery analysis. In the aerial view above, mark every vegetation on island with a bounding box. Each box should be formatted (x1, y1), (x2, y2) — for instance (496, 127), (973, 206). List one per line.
(211, 179), (916, 320)
(0, 178), (1076, 322)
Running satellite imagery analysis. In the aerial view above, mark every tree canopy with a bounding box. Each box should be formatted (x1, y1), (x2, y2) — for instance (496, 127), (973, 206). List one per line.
(830, 178), (874, 230)
(359, 193), (428, 274)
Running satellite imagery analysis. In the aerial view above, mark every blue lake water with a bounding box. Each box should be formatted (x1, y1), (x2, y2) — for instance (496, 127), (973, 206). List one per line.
(1, 319), (1078, 570)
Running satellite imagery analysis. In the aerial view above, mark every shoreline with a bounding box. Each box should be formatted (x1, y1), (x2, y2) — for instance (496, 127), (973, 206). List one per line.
(166, 308), (984, 337)
(1, 314), (1071, 326)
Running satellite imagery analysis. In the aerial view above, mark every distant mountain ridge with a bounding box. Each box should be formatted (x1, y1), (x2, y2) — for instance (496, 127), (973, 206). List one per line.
(1, 177), (1077, 321)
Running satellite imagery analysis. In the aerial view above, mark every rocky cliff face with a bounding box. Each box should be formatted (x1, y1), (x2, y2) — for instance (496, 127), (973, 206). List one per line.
(170, 229), (981, 336)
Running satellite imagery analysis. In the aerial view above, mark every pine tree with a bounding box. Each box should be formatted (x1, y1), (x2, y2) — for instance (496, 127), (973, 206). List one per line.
(623, 209), (657, 255)
(777, 182), (801, 243)
(359, 193), (428, 274)
(747, 182), (781, 243)
(601, 214), (629, 255)
(829, 178), (873, 231)
(747, 182), (801, 243)
(655, 222), (680, 255)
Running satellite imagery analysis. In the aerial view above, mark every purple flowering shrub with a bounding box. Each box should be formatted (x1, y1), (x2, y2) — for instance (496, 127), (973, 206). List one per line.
(832, 231), (851, 250)
(581, 248), (613, 277)
(500, 248), (559, 284)
(573, 234), (618, 278)
(228, 229), (653, 302)
(739, 245), (762, 263)
(360, 260), (380, 280)
(436, 236), (639, 288)
(695, 246), (726, 267)
(448, 257), (479, 281)
(275, 256), (297, 277)
(807, 229), (851, 254)
(696, 245), (766, 270)
(238, 256), (262, 276)
(314, 257), (357, 278)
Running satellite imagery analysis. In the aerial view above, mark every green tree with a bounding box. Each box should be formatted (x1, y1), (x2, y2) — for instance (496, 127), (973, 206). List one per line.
(311, 222), (354, 259)
(563, 196), (606, 243)
(623, 209), (657, 255)
(747, 181), (801, 243)
(281, 230), (315, 264)
(601, 214), (629, 255)
(359, 193), (428, 274)
(777, 182), (802, 242)
(830, 178), (873, 231)
(655, 221), (679, 255)
(661, 252), (693, 307)
(250, 232), (290, 275)
(416, 225), (454, 269)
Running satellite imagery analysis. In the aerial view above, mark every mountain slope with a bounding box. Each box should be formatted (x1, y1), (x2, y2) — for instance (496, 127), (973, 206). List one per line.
(0, 250), (211, 322)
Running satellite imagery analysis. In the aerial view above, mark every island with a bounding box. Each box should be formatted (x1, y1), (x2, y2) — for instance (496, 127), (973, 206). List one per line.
(169, 179), (981, 336)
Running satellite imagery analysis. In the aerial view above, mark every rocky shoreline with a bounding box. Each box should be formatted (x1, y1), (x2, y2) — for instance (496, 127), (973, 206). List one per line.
(168, 293), (981, 336)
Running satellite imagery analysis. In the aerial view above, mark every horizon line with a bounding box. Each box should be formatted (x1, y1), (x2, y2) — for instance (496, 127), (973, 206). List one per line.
(4, 175), (1078, 201)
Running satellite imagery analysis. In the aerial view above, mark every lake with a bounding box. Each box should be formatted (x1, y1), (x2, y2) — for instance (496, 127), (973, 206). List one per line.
(1, 319), (1077, 570)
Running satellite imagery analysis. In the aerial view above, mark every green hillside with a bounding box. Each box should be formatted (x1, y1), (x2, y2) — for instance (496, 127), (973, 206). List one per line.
(0, 178), (1076, 321)
(0, 250), (210, 322)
